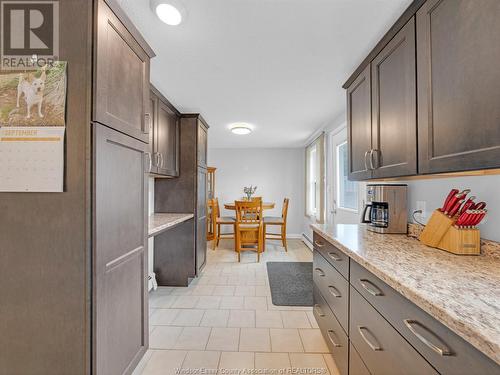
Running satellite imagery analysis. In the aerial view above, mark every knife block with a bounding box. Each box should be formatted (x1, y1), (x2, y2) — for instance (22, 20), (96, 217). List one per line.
(419, 209), (481, 255)
(419, 210), (454, 247)
(437, 226), (481, 255)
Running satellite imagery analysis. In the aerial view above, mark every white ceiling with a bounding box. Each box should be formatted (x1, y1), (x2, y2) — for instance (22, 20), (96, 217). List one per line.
(118, 0), (412, 148)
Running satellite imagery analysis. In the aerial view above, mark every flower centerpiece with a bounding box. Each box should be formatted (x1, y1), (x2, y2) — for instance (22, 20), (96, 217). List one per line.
(243, 185), (257, 200)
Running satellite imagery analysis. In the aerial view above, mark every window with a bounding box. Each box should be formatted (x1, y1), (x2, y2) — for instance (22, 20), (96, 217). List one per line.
(336, 141), (358, 211)
(306, 134), (325, 222)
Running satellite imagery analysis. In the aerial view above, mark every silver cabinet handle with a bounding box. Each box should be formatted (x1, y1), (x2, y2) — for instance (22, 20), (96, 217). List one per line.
(328, 285), (341, 298)
(404, 319), (452, 356)
(364, 150), (370, 171)
(328, 252), (342, 262)
(159, 153), (164, 168)
(358, 326), (382, 351)
(314, 240), (324, 248)
(370, 149), (379, 170)
(313, 304), (325, 317)
(145, 113), (152, 132)
(145, 152), (152, 173)
(359, 279), (384, 297)
(327, 330), (342, 347)
(314, 268), (325, 277)
(153, 152), (160, 167)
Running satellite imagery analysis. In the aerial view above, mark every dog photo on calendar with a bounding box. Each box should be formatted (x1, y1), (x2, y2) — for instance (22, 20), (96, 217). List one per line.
(0, 62), (67, 127)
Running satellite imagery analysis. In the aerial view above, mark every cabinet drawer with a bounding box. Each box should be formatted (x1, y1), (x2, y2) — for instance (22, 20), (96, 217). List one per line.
(313, 232), (349, 279)
(313, 286), (348, 375)
(313, 251), (349, 333)
(349, 343), (371, 375)
(350, 261), (500, 374)
(350, 286), (437, 375)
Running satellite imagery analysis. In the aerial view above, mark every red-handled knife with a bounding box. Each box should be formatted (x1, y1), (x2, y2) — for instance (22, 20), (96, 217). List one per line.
(456, 210), (470, 227)
(448, 199), (465, 217)
(459, 196), (476, 215)
(444, 189), (471, 216)
(470, 209), (487, 227)
(441, 189), (459, 212)
(472, 202), (486, 210)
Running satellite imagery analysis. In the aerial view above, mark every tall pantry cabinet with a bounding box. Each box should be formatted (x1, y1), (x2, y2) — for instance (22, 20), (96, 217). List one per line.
(1, 0), (155, 374)
(93, 0), (155, 374)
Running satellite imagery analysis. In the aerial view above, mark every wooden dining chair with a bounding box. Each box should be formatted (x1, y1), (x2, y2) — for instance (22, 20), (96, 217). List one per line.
(234, 200), (264, 262)
(213, 198), (235, 250)
(264, 198), (289, 252)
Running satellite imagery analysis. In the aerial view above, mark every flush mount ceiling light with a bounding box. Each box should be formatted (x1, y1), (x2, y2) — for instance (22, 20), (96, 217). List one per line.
(151, 0), (186, 26)
(229, 123), (253, 135)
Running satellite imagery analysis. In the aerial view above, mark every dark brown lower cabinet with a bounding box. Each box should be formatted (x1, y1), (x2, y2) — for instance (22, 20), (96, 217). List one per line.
(349, 343), (371, 375)
(313, 286), (349, 375)
(197, 168), (208, 273)
(154, 219), (195, 286)
(312, 231), (500, 375)
(350, 287), (437, 375)
(93, 123), (148, 375)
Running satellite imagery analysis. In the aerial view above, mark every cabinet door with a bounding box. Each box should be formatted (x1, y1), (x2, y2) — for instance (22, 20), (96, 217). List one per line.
(371, 18), (416, 178)
(94, 0), (150, 143)
(347, 65), (372, 181)
(196, 168), (207, 273)
(155, 100), (179, 176)
(198, 123), (208, 167)
(417, 0), (500, 174)
(93, 124), (148, 375)
(148, 90), (158, 173)
(350, 287), (437, 375)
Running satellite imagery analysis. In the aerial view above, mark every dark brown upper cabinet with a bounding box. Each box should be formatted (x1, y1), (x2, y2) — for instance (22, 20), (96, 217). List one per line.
(93, 0), (155, 143)
(417, 0), (500, 174)
(198, 123), (208, 168)
(371, 17), (416, 179)
(149, 86), (180, 177)
(347, 65), (372, 181)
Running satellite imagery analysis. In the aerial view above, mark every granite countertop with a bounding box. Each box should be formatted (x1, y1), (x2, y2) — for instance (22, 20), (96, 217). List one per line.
(149, 213), (194, 237)
(311, 223), (500, 365)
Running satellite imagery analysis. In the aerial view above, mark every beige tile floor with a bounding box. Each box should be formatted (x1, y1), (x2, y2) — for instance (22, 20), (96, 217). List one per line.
(133, 239), (340, 375)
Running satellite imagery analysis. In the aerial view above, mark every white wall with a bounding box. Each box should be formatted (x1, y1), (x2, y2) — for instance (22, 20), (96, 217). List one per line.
(208, 148), (305, 237)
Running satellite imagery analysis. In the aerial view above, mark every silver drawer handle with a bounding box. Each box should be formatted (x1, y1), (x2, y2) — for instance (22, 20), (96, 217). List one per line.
(359, 279), (384, 297)
(328, 252), (342, 262)
(328, 285), (341, 298)
(358, 326), (382, 351)
(314, 268), (325, 277)
(314, 240), (325, 248)
(313, 304), (325, 317)
(364, 150), (370, 171)
(404, 319), (452, 356)
(327, 330), (342, 347)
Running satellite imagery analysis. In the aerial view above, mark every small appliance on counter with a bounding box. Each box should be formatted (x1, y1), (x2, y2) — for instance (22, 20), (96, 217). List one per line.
(361, 184), (407, 234)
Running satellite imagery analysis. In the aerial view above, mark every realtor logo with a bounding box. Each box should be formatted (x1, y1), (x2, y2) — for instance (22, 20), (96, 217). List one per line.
(1, 0), (59, 70)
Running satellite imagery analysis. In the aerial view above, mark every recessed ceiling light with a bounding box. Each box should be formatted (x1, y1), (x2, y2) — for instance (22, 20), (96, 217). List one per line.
(230, 123), (253, 135)
(151, 0), (185, 26)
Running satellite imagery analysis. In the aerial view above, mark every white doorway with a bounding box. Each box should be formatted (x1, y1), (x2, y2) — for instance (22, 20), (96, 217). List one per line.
(327, 127), (360, 225)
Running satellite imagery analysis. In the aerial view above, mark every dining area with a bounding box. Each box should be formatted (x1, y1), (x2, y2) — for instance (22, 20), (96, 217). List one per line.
(207, 193), (290, 262)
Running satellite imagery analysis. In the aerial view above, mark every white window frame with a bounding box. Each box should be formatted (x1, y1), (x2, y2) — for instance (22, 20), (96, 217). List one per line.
(336, 141), (358, 213)
(305, 133), (325, 222)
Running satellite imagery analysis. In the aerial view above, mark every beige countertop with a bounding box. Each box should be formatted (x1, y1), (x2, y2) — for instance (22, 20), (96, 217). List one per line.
(149, 213), (194, 237)
(311, 223), (500, 365)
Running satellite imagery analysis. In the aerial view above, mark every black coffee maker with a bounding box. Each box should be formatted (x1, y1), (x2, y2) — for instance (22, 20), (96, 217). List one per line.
(361, 184), (407, 234)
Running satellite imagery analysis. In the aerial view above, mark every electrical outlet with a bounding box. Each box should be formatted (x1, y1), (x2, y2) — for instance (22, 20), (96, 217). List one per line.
(416, 201), (427, 219)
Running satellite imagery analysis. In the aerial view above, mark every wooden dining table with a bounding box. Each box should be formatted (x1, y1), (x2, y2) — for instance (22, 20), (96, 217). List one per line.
(223, 202), (275, 210)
